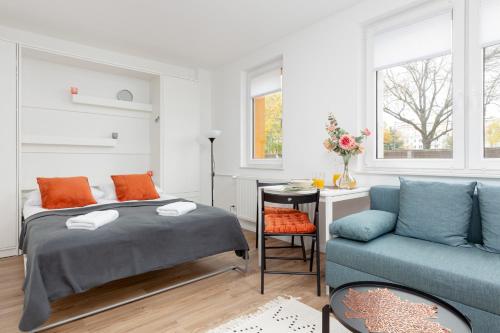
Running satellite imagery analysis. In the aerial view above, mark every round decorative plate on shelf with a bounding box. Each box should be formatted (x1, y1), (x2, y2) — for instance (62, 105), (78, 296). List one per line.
(116, 89), (133, 102)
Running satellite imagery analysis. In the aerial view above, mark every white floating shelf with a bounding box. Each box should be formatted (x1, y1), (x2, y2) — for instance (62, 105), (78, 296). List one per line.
(72, 94), (153, 112)
(22, 135), (118, 147)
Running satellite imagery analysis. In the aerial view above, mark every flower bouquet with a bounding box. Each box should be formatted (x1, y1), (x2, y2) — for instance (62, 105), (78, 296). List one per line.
(323, 114), (371, 189)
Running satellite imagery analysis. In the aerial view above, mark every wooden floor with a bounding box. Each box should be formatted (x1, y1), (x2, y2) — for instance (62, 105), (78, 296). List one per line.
(0, 230), (329, 332)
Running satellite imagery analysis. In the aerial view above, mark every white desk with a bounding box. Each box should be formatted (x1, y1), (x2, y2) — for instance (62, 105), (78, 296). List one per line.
(257, 186), (370, 264)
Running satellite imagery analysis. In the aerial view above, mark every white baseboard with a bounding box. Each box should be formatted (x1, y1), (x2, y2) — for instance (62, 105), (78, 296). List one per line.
(239, 219), (255, 232)
(0, 247), (19, 258)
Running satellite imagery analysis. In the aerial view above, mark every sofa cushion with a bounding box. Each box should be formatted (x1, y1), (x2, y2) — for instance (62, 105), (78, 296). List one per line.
(395, 178), (476, 246)
(330, 210), (397, 242)
(370, 186), (400, 214)
(477, 183), (500, 253)
(369, 185), (483, 244)
(326, 234), (500, 315)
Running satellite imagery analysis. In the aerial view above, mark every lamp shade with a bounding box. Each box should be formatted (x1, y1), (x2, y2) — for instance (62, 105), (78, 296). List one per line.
(206, 129), (222, 139)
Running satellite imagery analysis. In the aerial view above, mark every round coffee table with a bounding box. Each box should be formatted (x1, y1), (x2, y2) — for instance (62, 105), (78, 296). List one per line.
(322, 281), (472, 333)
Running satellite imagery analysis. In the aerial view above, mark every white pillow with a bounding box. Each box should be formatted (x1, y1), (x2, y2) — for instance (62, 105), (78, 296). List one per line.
(25, 187), (104, 206)
(98, 183), (117, 200)
(98, 183), (163, 200)
(92, 187), (105, 200)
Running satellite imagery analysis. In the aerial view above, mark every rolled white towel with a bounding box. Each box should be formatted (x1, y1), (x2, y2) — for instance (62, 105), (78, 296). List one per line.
(157, 201), (197, 216)
(66, 210), (119, 230)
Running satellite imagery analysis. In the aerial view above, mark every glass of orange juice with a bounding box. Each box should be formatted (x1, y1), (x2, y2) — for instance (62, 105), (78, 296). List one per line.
(314, 172), (325, 189)
(333, 173), (341, 188)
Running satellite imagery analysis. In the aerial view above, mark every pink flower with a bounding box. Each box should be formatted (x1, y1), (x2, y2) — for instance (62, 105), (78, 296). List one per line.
(339, 134), (356, 150)
(323, 139), (333, 151)
(362, 128), (371, 136)
(327, 125), (336, 132)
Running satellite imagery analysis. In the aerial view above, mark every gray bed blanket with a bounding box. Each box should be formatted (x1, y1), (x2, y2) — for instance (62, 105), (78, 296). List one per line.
(18, 200), (248, 331)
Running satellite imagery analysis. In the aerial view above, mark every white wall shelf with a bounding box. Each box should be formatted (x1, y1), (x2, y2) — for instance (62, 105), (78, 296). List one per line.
(72, 94), (153, 112)
(22, 135), (118, 147)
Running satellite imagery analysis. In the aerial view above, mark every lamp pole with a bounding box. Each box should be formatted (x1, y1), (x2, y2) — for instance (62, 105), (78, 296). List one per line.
(209, 137), (215, 206)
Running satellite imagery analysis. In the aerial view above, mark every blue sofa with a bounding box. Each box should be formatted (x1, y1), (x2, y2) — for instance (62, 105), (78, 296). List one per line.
(326, 185), (500, 333)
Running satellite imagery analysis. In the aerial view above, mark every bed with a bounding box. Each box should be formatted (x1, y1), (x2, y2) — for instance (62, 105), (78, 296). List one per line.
(19, 196), (249, 332)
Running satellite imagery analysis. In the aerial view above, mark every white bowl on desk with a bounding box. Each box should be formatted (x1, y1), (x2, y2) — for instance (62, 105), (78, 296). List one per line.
(289, 179), (313, 189)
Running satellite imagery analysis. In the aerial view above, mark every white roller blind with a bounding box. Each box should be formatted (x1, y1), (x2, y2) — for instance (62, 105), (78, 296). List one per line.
(250, 68), (282, 97)
(481, 0), (500, 46)
(373, 12), (452, 70)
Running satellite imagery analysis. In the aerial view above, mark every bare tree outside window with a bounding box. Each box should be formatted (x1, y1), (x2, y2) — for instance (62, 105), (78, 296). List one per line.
(484, 44), (500, 158)
(377, 54), (453, 159)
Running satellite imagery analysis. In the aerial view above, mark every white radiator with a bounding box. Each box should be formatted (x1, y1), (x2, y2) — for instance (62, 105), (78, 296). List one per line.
(236, 178), (257, 222)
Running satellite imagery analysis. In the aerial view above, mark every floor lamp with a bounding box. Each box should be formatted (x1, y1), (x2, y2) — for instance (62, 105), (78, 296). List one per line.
(207, 129), (222, 206)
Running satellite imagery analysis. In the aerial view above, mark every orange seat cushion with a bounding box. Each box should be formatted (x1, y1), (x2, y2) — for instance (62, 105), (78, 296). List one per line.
(111, 173), (160, 201)
(37, 176), (97, 209)
(264, 212), (316, 234)
(264, 207), (300, 215)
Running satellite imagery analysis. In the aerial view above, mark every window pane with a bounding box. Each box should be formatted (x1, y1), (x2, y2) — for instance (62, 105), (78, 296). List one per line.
(253, 91), (283, 159)
(377, 55), (453, 159)
(484, 44), (500, 158)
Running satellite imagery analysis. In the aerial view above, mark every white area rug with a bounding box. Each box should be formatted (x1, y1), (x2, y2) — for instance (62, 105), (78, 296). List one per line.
(206, 297), (350, 333)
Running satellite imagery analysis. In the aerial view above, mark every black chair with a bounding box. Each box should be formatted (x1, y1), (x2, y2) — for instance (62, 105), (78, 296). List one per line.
(260, 189), (321, 296)
(255, 181), (291, 246)
(256, 181), (307, 262)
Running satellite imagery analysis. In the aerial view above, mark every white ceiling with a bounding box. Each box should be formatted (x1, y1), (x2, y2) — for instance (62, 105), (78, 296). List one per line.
(0, 0), (362, 68)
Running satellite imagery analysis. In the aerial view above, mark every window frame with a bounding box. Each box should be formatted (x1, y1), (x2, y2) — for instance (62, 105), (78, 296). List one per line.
(363, 0), (466, 172)
(241, 59), (284, 169)
(467, 0), (500, 170)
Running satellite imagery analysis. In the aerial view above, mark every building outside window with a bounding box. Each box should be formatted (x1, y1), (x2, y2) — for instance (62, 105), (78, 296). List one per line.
(245, 62), (283, 167)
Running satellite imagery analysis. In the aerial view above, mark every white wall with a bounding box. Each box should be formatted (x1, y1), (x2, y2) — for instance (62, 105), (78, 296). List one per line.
(209, 0), (500, 217)
(21, 55), (155, 189)
(198, 69), (214, 205)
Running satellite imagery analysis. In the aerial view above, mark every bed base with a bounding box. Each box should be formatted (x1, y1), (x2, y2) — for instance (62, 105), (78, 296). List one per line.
(31, 251), (249, 332)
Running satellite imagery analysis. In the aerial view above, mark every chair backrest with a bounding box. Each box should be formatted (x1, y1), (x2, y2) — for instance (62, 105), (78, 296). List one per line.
(262, 190), (320, 226)
(256, 180), (290, 220)
(370, 185), (482, 244)
(256, 180), (289, 188)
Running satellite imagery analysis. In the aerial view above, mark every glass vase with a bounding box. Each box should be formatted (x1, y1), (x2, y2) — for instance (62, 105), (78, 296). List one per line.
(338, 154), (357, 190)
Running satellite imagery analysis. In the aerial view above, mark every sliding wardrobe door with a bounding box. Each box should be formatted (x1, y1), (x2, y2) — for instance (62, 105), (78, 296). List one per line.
(162, 76), (200, 201)
(0, 40), (18, 257)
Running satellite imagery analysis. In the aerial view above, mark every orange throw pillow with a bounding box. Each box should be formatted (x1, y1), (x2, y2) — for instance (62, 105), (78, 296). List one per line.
(37, 176), (97, 209)
(111, 173), (160, 201)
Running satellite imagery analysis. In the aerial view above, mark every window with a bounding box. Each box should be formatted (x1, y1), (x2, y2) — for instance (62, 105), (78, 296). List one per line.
(244, 63), (283, 167)
(481, 0), (500, 159)
(367, 0), (500, 173)
(252, 91), (283, 159)
(374, 12), (454, 160)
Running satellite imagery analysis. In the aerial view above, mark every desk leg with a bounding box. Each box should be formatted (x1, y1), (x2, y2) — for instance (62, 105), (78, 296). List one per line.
(324, 197), (333, 245)
(324, 197), (333, 295)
